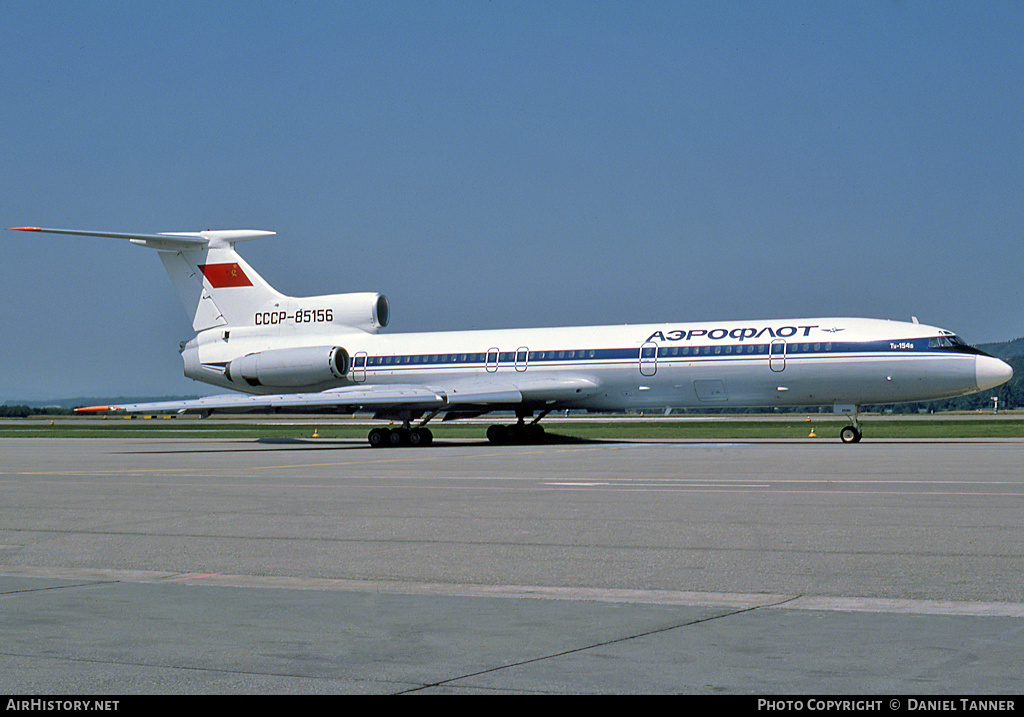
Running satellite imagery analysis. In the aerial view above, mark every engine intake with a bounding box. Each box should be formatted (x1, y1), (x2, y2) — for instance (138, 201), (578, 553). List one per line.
(226, 346), (350, 388)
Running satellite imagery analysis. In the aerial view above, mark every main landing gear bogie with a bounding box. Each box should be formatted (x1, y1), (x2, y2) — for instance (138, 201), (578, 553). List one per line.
(368, 426), (433, 448)
(368, 409), (551, 447)
(486, 422), (546, 445)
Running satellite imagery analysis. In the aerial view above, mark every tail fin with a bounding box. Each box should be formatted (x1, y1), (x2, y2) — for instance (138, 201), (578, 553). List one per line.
(10, 227), (282, 331)
(157, 232), (284, 331)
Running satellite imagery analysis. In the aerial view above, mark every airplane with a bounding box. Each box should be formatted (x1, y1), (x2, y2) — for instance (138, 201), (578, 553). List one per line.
(10, 226), (1014, 447)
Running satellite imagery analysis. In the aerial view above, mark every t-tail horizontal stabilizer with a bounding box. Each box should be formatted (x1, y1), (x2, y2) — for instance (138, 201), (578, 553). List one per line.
(10, 226), (282, 331)
(9, 227), (275, 250)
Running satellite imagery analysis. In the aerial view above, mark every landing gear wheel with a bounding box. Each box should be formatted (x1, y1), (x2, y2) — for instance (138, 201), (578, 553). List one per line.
(840, 425), (862, 444)
(408, 427), (433, 447)
(486, 424), (509, 445)
(368, 427), (389, 448)
(524, 424), (545, 442)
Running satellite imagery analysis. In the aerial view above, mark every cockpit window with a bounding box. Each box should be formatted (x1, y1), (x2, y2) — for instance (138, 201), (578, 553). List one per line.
(927, 335), (986, 355)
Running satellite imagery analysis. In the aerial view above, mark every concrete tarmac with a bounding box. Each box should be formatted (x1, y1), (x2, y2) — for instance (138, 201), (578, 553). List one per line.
(1, 436), (1023, 694)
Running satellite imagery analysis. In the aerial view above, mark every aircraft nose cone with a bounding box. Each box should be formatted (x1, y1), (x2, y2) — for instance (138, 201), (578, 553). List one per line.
(976, 355), (1014, 391)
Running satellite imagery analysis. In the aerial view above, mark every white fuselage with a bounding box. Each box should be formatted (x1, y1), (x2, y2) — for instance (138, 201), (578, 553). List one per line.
(182, 316), (1007, 411)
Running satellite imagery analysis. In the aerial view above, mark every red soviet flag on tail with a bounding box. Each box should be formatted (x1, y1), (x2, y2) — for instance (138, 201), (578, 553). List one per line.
(198, 263), (253, 288)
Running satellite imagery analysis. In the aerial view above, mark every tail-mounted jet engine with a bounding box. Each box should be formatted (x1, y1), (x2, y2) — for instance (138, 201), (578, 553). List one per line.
(254, 293), (390, 334)
(225, 346), (350, 388)
(313, 292), (389, 333)
(334, 292), (389, 332)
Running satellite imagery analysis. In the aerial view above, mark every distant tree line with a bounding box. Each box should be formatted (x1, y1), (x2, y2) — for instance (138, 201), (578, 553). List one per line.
(0, 395), (205, 416)
(0, 405), (76, 418)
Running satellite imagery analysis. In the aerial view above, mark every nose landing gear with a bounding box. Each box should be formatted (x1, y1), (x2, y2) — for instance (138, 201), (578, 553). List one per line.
(839, 424), (863, 443)
(839, 406), (863, 443)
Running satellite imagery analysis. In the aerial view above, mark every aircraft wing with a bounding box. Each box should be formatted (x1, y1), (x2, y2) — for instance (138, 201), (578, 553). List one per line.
(76, 376), (600, 415)
(78, 384), (452, 415)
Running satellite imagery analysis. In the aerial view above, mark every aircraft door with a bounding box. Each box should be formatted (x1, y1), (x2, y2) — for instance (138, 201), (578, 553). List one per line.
(353, 351), (367, 382)
(515, 347), (529, 372)
(640, 342), (658, 376)
(769, 339), (786, 372)
(486, 348), (499, 373)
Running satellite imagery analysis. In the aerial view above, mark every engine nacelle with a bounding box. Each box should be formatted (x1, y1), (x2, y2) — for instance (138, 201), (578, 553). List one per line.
(252, 293), (389, 334)
(322, 292), (390, 333)
(226, 346), (350, 388)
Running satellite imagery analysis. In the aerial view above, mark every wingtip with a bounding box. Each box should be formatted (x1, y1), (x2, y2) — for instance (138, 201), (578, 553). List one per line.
(9, 226), (42, 232)
(75, 405), (125, 413)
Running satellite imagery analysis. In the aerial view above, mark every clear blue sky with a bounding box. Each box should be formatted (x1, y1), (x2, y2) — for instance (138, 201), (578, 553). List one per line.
(3, 2), (1022, 400)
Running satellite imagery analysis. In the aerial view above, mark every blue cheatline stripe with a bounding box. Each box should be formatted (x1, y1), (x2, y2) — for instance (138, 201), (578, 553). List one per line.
(351, 338), (974, 370)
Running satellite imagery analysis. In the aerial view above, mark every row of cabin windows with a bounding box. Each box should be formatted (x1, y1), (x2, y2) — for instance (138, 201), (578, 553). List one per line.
(366, 351), (584, 366)
(662, 342), (834, 356)
(358, 342), (839, 367)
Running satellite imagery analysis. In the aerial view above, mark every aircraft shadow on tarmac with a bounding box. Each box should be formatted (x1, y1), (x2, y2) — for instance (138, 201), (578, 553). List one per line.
(113, 435), (1013, 454)
(114, 432), (613, 454)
